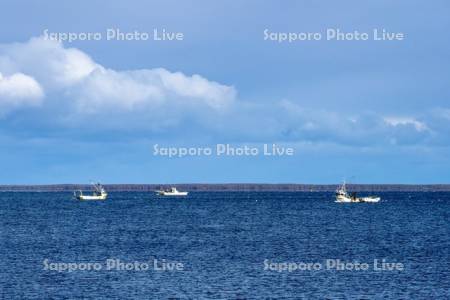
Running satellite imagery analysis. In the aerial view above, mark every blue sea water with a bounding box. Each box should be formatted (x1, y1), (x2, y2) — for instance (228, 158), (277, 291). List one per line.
(0, 192), (449, 299)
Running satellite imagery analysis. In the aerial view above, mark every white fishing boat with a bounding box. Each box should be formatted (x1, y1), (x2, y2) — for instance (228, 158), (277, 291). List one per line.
(335, 182), (380, 203)
(74, 183), (108, 201)
(156, 187), (188, 196)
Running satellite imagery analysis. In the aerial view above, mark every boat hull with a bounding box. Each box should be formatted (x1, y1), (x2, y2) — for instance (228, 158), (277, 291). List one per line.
(335, 195), (380, 203)
(76, 195), (107, 201)
(157, 192), (188, 196)
(360, 197), (380, 203)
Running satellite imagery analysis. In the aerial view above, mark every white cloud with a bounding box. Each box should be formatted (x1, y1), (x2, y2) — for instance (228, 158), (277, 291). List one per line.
(0, 37), (236, 120)
(0, 38), (97, 89)
(0, 72), (44, 114)
(71, 67), (235, 115)
(157, 68), (235, 110)
(384, 117), (429, 132)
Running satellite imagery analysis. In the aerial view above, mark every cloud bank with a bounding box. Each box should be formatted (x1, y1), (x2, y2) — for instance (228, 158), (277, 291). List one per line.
(0, 37), (448, 147)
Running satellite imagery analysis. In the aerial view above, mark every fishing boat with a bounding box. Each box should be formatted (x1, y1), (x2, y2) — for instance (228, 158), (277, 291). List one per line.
(335, 182), (380, 203)
(74, 183), (108, 201)
(156, 187), (188, 196)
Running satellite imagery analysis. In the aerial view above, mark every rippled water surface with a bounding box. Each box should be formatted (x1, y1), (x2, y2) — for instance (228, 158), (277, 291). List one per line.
(1, 192), (449, 298)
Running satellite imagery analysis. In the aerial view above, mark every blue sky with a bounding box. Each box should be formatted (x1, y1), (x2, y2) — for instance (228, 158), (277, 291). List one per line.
(0, 0), (449, 184)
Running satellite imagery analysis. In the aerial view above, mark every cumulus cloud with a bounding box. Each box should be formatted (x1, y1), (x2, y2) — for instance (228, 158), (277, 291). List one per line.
(0, 37), (236, 121)
(71, 67), (235, 115)
(0, 72), (44, 115)
(0, 38), (97, 89)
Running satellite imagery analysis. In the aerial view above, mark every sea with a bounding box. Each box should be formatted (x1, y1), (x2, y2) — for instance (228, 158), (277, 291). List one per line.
(1, 192), (449, 299)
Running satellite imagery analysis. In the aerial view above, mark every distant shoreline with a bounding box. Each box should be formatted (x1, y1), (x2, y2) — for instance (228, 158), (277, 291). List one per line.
(1, 184), (450, 192)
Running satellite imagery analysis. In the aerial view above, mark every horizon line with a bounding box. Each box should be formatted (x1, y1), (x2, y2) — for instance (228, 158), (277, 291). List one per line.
(1, 183), (450, 192)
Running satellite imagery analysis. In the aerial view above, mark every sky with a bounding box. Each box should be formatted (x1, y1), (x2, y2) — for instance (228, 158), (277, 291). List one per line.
(0, 0), (449, 184)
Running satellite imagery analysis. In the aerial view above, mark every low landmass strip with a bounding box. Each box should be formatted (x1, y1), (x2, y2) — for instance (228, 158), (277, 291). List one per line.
(0, 184), (450, 192)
